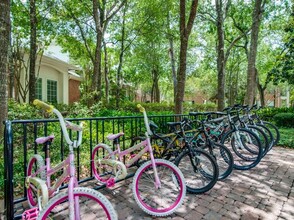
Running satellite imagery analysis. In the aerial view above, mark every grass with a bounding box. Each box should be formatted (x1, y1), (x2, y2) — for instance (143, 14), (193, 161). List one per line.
(277, 127), (294, 148)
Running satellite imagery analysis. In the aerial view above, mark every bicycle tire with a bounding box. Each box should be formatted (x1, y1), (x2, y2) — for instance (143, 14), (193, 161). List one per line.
(26, 154), (47, 208)
(132, 159), (186, 216)
(91, 144), (115, 183)
(175, 148), (219, 194)
(260, 121), (280, 148)
(254, 123), (274, 154)
(221, 128), (262, 170)
(202, 142), (234, 180)
(247, 125), (269, 157)
(37, 187), (118, 220)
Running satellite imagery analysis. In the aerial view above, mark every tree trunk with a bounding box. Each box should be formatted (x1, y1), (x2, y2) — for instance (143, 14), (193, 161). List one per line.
(257, 82), (265, 106)
(0, 0), (10, 138)
(151, 67), (160, 103)
(169, 38), (177, 104)
(175, 0), (199, 114)
(167, 11), (177, 103)
(92, 0), (126, 104)
(256, 72), (266, 107)
(116, 3), (127, 108)
(228, 69), (233, 106)
(103, 40), (109, 104)
(92, 0), (103, 102)
(215, 0), (225, 111)
(245, 0), (264, 105)
(29, 0), (37, 103)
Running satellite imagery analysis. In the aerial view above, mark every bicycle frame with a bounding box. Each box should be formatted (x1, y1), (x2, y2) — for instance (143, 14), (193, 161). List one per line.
(99, 105), (161, 188)
(29, 148), (77, 197)
(114, 138), (151, 168)
(107, 133), (162, 188)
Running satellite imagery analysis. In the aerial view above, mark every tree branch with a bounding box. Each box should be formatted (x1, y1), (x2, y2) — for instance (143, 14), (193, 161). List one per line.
(63, 3), (94, 63)
(105, 0), (127, 27)
(186, 0), (199, 36)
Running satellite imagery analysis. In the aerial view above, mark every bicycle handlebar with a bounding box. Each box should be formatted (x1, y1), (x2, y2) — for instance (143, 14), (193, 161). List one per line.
(33, 99), (54, 113)
(137, 104), (145, 113)
(137, 104), (152, 136)
(34, 99), (83, 148)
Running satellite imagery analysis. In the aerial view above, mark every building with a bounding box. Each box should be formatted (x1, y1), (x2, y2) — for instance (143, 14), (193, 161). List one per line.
(11, 52), (82, 105)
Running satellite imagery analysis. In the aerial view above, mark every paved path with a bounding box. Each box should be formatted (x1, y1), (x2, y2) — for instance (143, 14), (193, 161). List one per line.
(97, 147), (294, 220)
(2, 147), (294, 220)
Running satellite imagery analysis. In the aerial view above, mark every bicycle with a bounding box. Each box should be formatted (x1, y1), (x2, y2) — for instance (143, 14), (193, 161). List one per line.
(165, 119), (219, 194)
(185, 113), (234, 180)
(244, 104), (279, 150)
(234, 105), (272, 157)
(91, 104), (186, 217)
(206, 108), (263, 170)
(24, 99), (117, 220)
(134, 118), (220, 194)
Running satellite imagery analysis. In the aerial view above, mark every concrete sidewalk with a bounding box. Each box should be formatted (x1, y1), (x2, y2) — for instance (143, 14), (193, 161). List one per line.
(99, 146), (294, 220)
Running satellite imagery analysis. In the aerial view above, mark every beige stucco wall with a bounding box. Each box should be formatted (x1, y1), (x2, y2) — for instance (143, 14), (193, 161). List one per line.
(21, 54), (80, 104)
(37, 65), (67, 104)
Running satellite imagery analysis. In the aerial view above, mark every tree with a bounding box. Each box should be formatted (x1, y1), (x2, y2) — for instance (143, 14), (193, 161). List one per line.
(268, 0), (294, 86)
(118, 0), (173, 104)
(115, 2), (128, 107)
(198, 1), (251, 110)
(28, 0), (37, 103)
(10, 0), (55, 103)
(175, 0), (199, 114)
(215, 0), (228, 111)
(55, 0), (126, 104)
(0, 0), (10, 138)
(245, 0), (266, 105)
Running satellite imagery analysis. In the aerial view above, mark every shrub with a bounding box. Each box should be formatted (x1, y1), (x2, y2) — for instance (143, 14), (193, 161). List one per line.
(258, 107), (294, 122)
(278, 128), (294, 148)
(273, 113), (294, 128)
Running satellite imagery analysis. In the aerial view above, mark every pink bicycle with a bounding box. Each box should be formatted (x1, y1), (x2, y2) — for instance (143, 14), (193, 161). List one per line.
(91, 104), (186, 217)
(24, 99), (117, 220)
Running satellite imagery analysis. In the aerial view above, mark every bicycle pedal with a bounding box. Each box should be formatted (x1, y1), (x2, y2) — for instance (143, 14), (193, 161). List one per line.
(106, 178), (116, 188)
(22, 207), (39, 220)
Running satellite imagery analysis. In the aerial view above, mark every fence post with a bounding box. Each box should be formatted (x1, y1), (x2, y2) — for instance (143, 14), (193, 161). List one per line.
(4, 121), (14, 220)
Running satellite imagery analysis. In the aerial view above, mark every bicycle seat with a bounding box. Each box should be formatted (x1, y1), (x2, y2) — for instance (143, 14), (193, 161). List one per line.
(35, 135), (55, 144)
(107, 132), (124, 141)
(167, 121), (182, 128)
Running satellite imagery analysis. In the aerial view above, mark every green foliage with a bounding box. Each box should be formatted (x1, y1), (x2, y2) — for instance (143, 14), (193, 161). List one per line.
(278, 128), (294, 148)
(8, 99), (42, 120)
(257, 107), (294, 121)
(267, 1), (294, 85)
(273, 113), (294, 128)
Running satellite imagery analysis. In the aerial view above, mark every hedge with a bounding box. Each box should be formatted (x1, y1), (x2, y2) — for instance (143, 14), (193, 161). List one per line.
(273, 113), (294, 128)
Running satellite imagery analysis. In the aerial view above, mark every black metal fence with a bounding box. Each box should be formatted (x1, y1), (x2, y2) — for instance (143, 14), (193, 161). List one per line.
(3, 114), (189, 219)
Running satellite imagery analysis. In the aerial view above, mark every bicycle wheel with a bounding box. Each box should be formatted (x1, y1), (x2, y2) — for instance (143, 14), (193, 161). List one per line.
(254, 123), (274, 154)
(202, 142), (234, 180)
(91, 144), (115, 183)
(175, 148), (219, 194)
(260, 121), (280, 148)
(221, 128), (262, 170)
(37, 187), (117, 220)
(26, 154), (47, 208)
(132, 159), (186, 217)
(247, 125), (269, 157)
